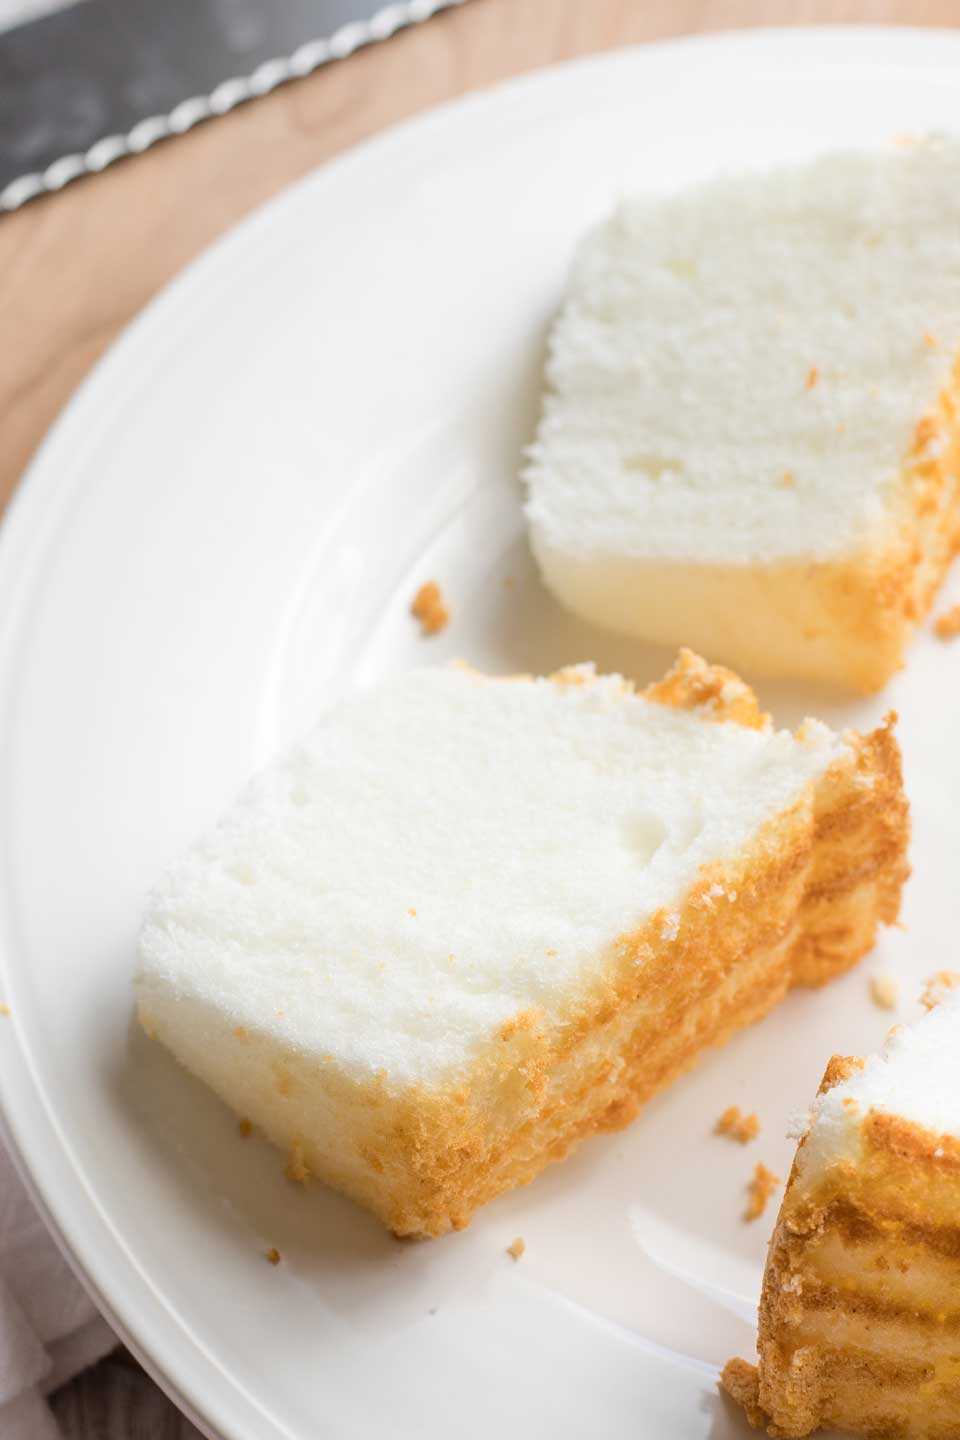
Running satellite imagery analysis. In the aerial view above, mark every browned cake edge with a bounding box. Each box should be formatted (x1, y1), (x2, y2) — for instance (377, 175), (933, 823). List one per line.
(139, 651), (909, 1238)
(723, 1034), (960, 1438)
(807, 354), (960, 693)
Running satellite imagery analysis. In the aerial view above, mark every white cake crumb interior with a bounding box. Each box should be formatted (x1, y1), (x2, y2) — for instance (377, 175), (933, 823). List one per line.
(797, 988), (960, 1176)
(525, 139), (960, 568)
(138, 667), (846, 1087)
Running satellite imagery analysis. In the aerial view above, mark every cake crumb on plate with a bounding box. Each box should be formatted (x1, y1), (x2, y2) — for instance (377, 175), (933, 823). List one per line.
(870, 975), (898, 1010)
(506, 1237), (525, 1261)
(745, 1163), (780, 1222)
(411, 580), (449, 635)
(265, 1247), (281, 1266)
(285, 1140), (310, 1185)
(715, 1105), (760, 1144)
(935, 603), (960, 639)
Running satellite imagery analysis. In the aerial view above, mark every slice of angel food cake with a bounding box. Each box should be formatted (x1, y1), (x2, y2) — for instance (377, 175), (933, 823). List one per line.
(524, 138), (960, 693)
(136, 653), (908, 1237)
(723, 976), (960, 1438)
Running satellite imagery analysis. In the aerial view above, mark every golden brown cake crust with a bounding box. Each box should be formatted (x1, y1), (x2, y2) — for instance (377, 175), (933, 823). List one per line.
(370, 667), (905, 1237)
(822, 353), (960, 691)
(730, 1025), (960, 1439)
(721, 1358), (768, 1431)
(139, 654), (910, 1240)
(642, 647), (770, 728)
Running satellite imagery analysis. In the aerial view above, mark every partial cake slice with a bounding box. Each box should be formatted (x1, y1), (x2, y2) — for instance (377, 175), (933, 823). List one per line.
(136, 652), (907, 1237)
(723, 977), (960, 1438)
(524, 139), (960, 692)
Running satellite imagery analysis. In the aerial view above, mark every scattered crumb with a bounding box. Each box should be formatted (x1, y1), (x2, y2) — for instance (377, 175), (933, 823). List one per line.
(275, 1009), (284, 1017)
(408, 907), (417, 917)
(546, 949), (557, 957)
(715, 1105), (761, 1145)
(934, 603), (960, 640)
(507, 1237), (526, 1261)
(0, 1004), (9, 1017)
(924, 331), (939, 349)
(265, 1247), (281, 1266)
(744, 1163), (780, 1222)
(842, 1096), (860, 1115)
(286, 1140), (310, 1185)
(238, 1118), (253, 1138)
(870, 975), (898, 1010)
(921, 971), (960, 1010)
(805, 366), (818, 390)
(233, 1026), (249, 1041)
(780, 471), (795, 488)
(411, 580), (449, 636)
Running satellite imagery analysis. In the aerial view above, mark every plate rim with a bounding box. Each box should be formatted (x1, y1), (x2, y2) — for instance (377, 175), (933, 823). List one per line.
(1, 25), (957, 1439)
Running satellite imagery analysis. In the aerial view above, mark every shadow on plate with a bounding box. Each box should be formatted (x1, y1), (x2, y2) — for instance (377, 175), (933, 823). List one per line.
(111, 1019), (423, 1328)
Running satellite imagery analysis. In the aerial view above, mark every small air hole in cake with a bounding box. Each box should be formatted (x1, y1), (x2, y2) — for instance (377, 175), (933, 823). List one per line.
(137, 652), (908, 1236)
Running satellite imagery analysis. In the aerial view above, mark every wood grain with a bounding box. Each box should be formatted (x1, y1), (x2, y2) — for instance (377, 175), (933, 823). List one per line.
(0, 0), (957, 517)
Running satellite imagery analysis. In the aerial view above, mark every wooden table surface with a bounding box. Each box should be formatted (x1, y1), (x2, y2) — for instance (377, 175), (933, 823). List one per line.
(0, 0), (956, 521)
(2, 0), (955, 1434)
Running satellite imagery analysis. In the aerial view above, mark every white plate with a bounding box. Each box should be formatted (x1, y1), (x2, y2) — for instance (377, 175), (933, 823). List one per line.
(1, 26), (959, 1440)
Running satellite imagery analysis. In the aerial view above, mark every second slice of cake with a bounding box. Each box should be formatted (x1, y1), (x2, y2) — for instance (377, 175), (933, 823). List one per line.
(524, 140), (960, 692)
(723, 977), (960, 1438)
(137, 652), (908, 1236)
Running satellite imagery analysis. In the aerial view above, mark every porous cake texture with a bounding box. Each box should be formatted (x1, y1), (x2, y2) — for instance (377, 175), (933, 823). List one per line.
(723, 980), (960, 1438)
(137, 653), (907, 1236)
(524, 139), (960, 692)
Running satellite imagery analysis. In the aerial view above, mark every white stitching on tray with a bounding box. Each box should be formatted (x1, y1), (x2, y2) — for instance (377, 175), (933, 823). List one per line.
(0, 0), (464, 213)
